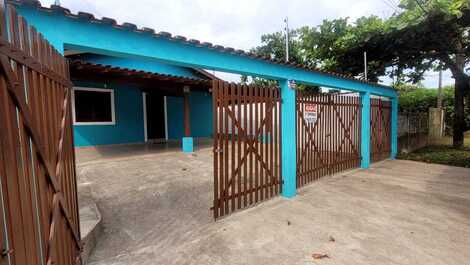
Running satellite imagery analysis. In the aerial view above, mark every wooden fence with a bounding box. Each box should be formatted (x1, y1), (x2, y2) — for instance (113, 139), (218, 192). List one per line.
(212, 81), (282, 219)
(370, 98), (392, 162)
(296, 92), (362, 188)
(0, 4), (80, 265)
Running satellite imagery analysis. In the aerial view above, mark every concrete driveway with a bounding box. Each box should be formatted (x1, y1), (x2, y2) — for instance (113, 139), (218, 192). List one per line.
(76, 146), (470, 265)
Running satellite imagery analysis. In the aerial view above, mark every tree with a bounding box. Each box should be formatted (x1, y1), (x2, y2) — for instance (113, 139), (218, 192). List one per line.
(240, 29), (320, 91)
(317, 0), (470, 147)
(249, 0), (470, 147)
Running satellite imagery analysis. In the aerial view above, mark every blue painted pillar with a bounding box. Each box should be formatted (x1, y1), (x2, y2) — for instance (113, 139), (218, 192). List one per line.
(390, 97), (398, 159)
(280, 79), (296, 198)
(360, 92), (371, 168)
(182, 137), (194, 153)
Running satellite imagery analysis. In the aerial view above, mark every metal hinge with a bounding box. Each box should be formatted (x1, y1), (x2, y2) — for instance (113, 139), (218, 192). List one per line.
(1, 248), (13, 257)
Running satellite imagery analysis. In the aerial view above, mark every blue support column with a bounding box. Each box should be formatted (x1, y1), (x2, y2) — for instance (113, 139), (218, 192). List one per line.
(390, 97), (398, 159)
(182, 137), (194, 153)
(280, 79), (296, 198)
(360, 92), (371, 169)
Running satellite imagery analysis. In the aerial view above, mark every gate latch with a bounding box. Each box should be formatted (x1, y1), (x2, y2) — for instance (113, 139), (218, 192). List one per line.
(1, 248), (13, 257)
(214, 148), (223, 154)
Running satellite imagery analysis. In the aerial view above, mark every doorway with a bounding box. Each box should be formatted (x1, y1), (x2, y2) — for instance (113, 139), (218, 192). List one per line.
(143, 92), (168, 142)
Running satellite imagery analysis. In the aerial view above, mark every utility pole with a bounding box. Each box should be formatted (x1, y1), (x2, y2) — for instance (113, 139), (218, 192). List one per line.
(437, 70), (443, 108)
(363, 51), (368, 81)
(284, 17), (289, 63)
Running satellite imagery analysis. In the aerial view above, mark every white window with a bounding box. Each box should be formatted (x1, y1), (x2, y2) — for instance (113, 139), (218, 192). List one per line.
(72, 87), (116, 125)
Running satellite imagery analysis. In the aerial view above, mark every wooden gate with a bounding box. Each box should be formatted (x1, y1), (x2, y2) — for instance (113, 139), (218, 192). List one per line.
(212, 81), (281, 219)
(296, 92), (361, 188)
(0, 4), (81, 265)
(370, 98), (391, 162)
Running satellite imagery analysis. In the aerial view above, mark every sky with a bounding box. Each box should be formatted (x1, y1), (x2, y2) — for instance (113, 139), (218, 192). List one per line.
(42, 0), (454, 88)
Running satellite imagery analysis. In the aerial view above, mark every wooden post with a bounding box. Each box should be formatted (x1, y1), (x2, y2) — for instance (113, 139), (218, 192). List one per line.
(182, 86), (193, 152)
(183, 86), (191, 137)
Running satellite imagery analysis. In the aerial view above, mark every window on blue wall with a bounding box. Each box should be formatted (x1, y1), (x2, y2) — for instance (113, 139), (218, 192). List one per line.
(72, 87), (115, 125)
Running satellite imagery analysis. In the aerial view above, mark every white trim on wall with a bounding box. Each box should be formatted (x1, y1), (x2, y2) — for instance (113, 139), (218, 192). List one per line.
(72, 87), (116, 126)
(164, 96), (168, 140)
(143, 92), (148, 142)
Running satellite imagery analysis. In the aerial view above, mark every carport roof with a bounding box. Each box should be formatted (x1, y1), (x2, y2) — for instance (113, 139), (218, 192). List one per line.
(70, 60), (212, 91)
(9, 0), (395, 92)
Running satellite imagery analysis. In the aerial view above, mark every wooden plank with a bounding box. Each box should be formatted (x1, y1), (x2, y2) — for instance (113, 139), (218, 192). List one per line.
(236, 83), (242, 209)
(0, 71), (28, 265)
(259, 86), (264, 201)
(269, 87), (274, 198)
(248, 84), (253, 205)
(223, 82), (229, 215)
(230, 83), (236, 212)
(254, 85), (259, 204)
(218, 81), (224, 217)
(243, 84), (248, 207)
(212, 81), (219, 219)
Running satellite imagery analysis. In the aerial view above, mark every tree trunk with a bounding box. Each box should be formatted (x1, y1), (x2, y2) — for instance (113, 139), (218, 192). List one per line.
(446, 50), (469, 148)
(453, 75), (467, 147)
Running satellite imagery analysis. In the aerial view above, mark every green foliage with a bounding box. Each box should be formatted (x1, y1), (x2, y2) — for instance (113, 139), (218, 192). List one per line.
(397, 85), (470, 133)
(398, 144), (470, 168)
(247, 0), (469, 146)
(247, 0), (469, 83)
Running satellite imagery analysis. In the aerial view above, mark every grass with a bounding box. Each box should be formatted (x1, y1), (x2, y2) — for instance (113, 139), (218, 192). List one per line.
(398, 135), (470, 168)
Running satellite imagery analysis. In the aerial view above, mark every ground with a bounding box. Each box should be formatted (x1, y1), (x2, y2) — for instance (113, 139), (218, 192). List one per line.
(76, 145), (470, 265)
(398, 135), (470, 168)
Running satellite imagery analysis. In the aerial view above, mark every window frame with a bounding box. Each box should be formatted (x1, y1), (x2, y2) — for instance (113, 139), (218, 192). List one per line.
(72, 87), (116, 126)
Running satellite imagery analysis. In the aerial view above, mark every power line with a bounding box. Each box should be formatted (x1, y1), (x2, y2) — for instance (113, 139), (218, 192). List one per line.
(380, 0), (399, 13)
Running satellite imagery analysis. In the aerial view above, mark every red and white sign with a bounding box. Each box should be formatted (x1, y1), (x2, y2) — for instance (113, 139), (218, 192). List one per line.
(304, 103), (317, 124)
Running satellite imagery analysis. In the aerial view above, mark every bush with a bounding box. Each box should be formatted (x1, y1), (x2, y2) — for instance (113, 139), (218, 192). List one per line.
(396, 85), (470, 135)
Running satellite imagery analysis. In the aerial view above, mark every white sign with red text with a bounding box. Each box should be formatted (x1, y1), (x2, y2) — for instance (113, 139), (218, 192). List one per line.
(304, 103), (317, 124)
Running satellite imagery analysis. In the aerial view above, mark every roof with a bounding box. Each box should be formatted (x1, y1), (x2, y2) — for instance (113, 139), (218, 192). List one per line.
(69, 60), (211, 89)
(9, 0), (394, 91)
(194, 69), (220, 81)
(65, 52), (218, 81)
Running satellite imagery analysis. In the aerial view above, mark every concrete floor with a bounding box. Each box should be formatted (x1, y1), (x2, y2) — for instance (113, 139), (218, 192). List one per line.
(76, 146), (470, 265)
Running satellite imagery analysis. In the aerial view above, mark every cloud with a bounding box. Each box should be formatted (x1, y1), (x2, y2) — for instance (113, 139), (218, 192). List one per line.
(40, 0), (454, 86)
(42, 0), (396, 49)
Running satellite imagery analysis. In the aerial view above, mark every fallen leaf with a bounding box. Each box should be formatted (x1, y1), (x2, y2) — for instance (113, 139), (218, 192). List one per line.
(182, 168), (187, 171)
(287, 220), (291, 226)
(312, 253), (329, 259)
(329, 236), (335, 242)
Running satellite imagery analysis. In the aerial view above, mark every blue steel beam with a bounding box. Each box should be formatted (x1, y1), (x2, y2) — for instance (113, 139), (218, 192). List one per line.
(14, 4), (398, 99)
(280, 80), (296, 198)
(360, 92), (371, 169)
(390, 98), (398, 159)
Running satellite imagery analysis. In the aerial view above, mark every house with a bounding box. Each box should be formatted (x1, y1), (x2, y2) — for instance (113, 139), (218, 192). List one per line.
(67, 52), (217, 148)
(7, 0), (398, 198)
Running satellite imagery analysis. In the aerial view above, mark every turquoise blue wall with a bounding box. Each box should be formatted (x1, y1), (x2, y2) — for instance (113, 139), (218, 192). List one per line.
(167, 91), (213, 139)
(73, 81), (212, 147)
(78, 54), (200, 78)
(73, 81), (145, 147)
